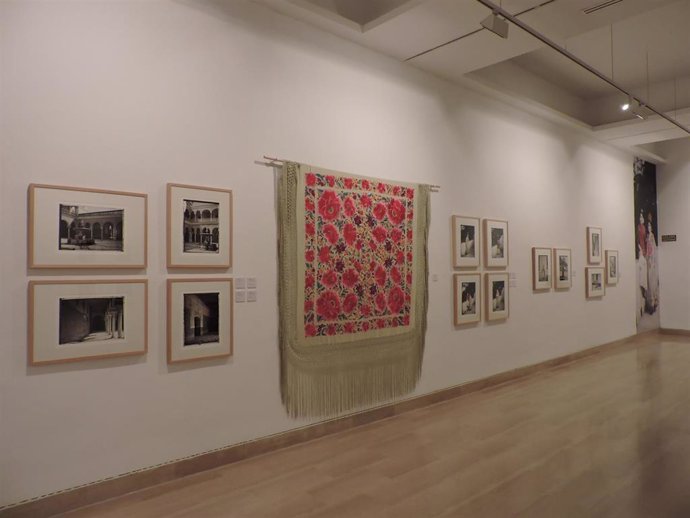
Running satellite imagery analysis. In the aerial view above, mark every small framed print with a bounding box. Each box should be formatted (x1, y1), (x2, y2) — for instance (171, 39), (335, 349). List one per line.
(606, 250), (619, 285)
(167, 184), (233, 268)
(532, 247), (552, 290)
(452, 216), (481, 268)
(587, 226), (602, 264)
(484, 219), (508, 268)
(167, 278), (233, 363)
(586, 267), (605, 298)
(485, 272), (509, 321)
(28, 184), (147, 269)
(553, 248), (572, 289)
(453, 273), (481, 325)
(28, 280), (147, 365)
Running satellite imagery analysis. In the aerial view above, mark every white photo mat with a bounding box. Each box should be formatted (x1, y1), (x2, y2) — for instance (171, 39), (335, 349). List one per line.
(29, 280), (147, 365)
(29, 184), (147, 268)
(553, 248), (572, 289)
(453, 273), (481, 325)
(167, 184), (232, 268)
(167, 278), (233, 363)
(451, 215), (481, 268)
(586, 267), (606, 298)
(485, 272), (509, 321)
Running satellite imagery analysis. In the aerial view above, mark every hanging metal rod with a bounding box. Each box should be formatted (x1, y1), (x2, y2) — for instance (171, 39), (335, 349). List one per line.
(258, 156), (440, 191)
(474, 0), (690, 136)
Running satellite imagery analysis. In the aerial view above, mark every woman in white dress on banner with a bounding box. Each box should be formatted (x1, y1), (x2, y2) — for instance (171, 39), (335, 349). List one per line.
(646, 221), (659, 311)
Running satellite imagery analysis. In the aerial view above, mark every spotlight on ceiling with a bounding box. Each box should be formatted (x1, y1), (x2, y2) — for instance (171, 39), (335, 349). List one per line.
(621, 100), (631, 111)
(481, 12), (509, 39)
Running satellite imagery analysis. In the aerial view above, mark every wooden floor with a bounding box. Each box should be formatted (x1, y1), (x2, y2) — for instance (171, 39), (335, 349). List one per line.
(61, 333), (690, 517)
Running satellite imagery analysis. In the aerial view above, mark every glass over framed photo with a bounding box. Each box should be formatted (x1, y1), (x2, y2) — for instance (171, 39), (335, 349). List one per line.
(484, 219), (509, 268)
(485, 272), (509, 321)
(586, 267), (605, 298)
(605, 250), (619, 285)
(587, 226), (602, 264)
(28, 184), (147, 269)
(553, 248), (572, 289)
(532, 247), (552, 291)
(167, 183), (233, 268)
(28, 280), (148, 365)
(452, 215), (481, 268)
(453, 273), (481, 325)
(167, 278), (233, 363)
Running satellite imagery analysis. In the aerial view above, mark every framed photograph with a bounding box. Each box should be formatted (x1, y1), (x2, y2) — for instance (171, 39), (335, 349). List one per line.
(587, 226), (602, 264)
(553, 248), (572, 289)
(167, 183), (233, 268)
(453, 273), (481, 325)
(167, 278), (233, 363)
(586, 267), (605, 298)
(28, 280), (147, 365)
(28, 184), (147, 269)
(485, 272), (509, 321)
(484, 219), (508, 268)
(451, 216), (481, 268)
(606, 250), (619, 285)
(532, 247), (552, 290)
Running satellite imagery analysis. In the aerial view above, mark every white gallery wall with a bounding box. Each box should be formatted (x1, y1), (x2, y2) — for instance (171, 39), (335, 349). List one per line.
(0, 0), (637, 507)
(657, 139), (690, 331)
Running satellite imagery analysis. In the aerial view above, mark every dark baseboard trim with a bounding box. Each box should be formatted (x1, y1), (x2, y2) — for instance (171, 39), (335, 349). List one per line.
(660, 327), (690, 336)
(0, 331), (654, 518)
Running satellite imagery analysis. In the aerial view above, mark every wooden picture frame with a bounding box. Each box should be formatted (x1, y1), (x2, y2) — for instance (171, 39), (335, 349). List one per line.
(532, 247), (552, 291)
(453, 273), (481, 325)
(586, 267), (605, 298)
(484, 219), (509, 268)
(28, 279), (148, 365)
(167, 278), (234, 363)
(28, 184), (147, 269)
(485, 272), (509, 321)
(167, 183), (233, 269)
(587, 226), (602, 265)
(553, 248), (572, 289)
(451, 216), (481, 268)
(605, 250), (619, 285)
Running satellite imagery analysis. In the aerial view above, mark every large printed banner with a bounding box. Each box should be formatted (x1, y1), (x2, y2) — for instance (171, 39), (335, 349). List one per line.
(634, 158), (659, 332)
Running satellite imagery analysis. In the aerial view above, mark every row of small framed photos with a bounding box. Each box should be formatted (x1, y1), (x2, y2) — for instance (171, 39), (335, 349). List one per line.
(28, 183), (233, 269)
(28, 278), (234, 366)
(453, 273), (509, 325)
(452, 216), (508, 269)
(531, 248), (619, 291)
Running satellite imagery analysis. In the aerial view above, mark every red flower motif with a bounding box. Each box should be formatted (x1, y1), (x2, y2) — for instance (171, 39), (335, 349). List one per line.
(305, 197), (315, 212)
(377, 182), (387, 193)
(344, 197), (356, 217)
(377, 319), (386, 329)
(373, 203), (387, 221)
(387, 199), (405, 225)
(343, 293), (358, 314)
(344, 178), (353, 189)
(343, 223), (357, 245)
(342, 268), (359, 288)
(396, 251), (405, 264)
(372, 226), (387, 243)
(323, 224), (339, 245)
(319, 246), (331, 263)
(316, 291), (341, 320)
(362, 322), (370, 332)
(360, 194), (372, 208)
(361, 180), (370, 190)
(305, 250), (315, 262)
(407, 209), (414, 221)
(392, 186), (401, 196)
(306, 173), (316, 186)
(344, 322), (355, 333)
(387, 286), (405, 313)
(406, 252), (413, 262)
(305, 324), (317, 337)
(375, 265), (387, 286)
(304, 300), (314, 313)
(407, 229), (413, 240)
(390, 266), (401, 284)
(327, 324), (336, 336)
(361, 305), (371, 317)
(326, 175), (335, 187)
(375, 292), (387, 312)
(390, 228), (403, 243)
(321, 270), (338, 288)
(406, 272), (412, 284)
(403, 315), (410, 325)
(306, 222), (315, 236)
(406, 188), (414, 200)
(369, 240), (378, 251)
(318, 190), (341, 221)
(306, 274), (314, 288)
(355, 240), (363, 251)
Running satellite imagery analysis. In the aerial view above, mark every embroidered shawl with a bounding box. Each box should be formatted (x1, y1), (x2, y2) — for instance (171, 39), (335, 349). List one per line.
(278, 162), (429, 417)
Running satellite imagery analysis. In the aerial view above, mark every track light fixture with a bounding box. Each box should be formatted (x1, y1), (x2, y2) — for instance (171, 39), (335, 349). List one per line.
(480, 12), (509, 39)
(621, 96), (631, 111)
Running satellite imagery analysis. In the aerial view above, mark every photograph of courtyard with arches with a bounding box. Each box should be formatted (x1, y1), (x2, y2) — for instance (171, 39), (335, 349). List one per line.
(59, 204), (124, 251)
(183, 199), (219, 253)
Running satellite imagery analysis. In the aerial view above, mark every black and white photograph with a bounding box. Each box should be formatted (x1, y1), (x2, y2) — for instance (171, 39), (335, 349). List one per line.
(592, 234), (600, 258)
(606, 250), (619, 286)
(59, 297), (124, 345)
(485, 272), (509, 320)
(554, 248), (572, 289)
(586, 267), (605, 298)
(183, 199), (220, 253)
(587, 226), (602, 264)
(451, 216), (480, 268)
(484, 219), (509, 268)
(167, 184), (232, 268)
(59, 204), (124, 251)
(183, 292), (220, 346)
(532, 247), (552, 290)
(592, 272), (602, 290)
(492, 281), (505, 311)
(559, 256), (569, 281)
(453, 273), (481, 325)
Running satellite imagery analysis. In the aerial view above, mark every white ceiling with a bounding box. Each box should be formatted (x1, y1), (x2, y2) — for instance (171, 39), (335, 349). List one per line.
(252, 0), (690, 157)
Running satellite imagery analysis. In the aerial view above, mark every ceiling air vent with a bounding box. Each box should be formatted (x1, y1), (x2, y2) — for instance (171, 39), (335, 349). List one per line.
(582, 0), (623, 15)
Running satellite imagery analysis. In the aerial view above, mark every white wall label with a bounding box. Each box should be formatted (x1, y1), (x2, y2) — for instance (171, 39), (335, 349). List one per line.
(235, 277), (246, 290)
(247, 289), (257, 302)
(247, 277), (257, 289)
(235, 290), (246, 303)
